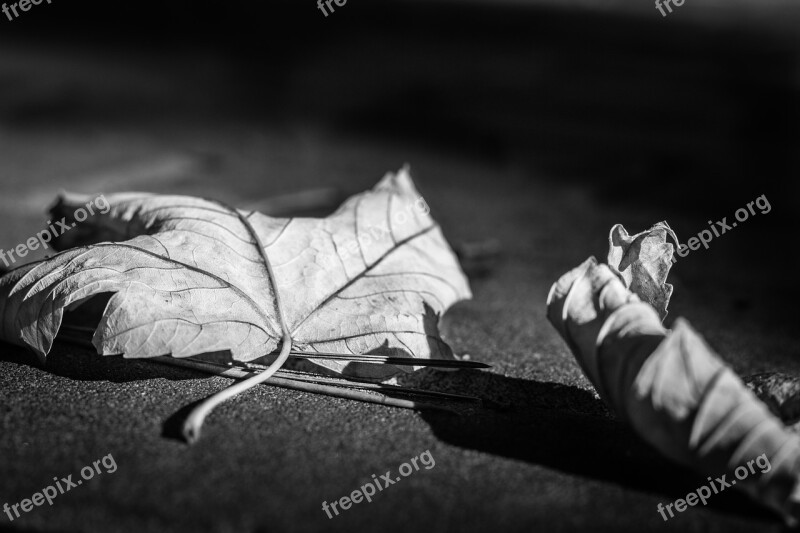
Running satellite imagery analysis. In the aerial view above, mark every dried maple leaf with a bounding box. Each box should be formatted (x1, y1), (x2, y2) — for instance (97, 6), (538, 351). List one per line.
(607, 221), (678, 319)
(0, 168), (471, 440)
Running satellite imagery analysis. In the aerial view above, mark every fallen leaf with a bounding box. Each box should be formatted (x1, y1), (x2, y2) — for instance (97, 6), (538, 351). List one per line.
(607, 221), (678, 319)
(548, 254), (800, 525)
(0, 168), (472, 381)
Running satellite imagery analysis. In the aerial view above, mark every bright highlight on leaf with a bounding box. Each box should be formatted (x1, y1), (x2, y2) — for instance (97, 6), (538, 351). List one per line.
(0, 168), (472, 441)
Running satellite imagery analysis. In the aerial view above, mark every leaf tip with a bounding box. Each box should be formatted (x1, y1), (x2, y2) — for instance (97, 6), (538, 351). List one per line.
(606, 221), (679, 320)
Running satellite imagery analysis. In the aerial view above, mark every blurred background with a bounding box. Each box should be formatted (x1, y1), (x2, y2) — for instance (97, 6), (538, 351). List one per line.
(2, 0), (798, 204)
(1, 1), (800, 532)
(2, 0), (798, 340)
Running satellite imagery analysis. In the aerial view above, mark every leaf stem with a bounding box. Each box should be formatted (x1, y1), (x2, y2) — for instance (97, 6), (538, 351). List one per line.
(181, 339), (293, 444)
(182, 200), (296, 444)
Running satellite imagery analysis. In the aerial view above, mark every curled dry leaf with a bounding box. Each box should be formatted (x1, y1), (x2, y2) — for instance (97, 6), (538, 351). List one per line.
(547, 257), (800, 524)
(0, 168), (472, 440)
(607, 221), (678, 320)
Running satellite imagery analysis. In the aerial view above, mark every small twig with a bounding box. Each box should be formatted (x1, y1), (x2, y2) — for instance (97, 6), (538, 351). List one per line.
(153, 357), (458, 412)
(211, 362), (481, 404)
(288, 351), (490, 369)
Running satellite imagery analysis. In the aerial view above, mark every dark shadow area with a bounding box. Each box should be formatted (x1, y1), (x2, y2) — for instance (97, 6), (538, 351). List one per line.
(395, 367), (778, 522)
(0, 340), (201, 384)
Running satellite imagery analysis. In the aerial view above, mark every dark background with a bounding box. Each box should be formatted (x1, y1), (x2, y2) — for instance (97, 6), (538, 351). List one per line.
(1, 1), (799, 532)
